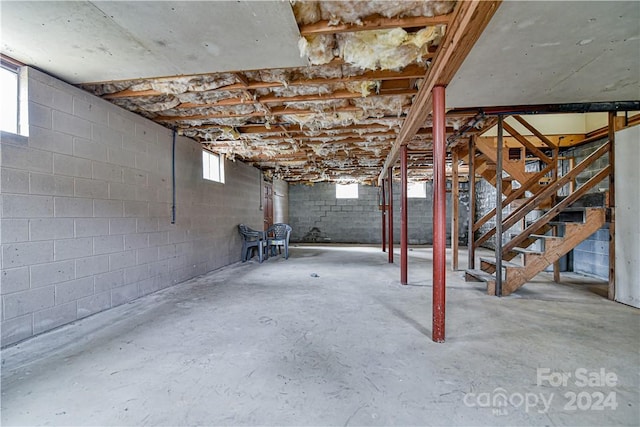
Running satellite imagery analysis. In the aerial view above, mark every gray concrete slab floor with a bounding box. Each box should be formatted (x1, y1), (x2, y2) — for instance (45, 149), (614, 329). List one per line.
(1, 245), (639, 426)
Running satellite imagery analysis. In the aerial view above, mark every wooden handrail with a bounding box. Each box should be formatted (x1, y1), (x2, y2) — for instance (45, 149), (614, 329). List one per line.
(512, 115), (556, 149)
(502, 121), (553, 164)
(473, 163), (555, 232)
(503, 166), (611, 254)
(475, 140), (609, 247)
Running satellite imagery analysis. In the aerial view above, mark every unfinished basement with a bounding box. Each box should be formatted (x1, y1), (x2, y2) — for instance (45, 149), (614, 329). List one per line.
(0, 1), (639, 426)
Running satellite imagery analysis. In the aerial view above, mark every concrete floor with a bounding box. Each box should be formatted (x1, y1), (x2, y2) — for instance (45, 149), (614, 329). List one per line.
(2, 245), (639, 426)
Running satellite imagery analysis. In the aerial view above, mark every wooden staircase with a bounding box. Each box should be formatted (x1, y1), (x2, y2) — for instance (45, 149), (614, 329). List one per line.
(460, 115), (611, 296)
(466, 207), (606, 295)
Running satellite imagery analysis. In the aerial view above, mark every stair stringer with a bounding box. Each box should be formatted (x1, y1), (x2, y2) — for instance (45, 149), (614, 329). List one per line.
(500, 208), (606, 295)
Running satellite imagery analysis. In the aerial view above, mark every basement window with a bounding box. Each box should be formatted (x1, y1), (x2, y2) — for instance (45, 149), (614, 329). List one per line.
(202, 150), (225, 183)
(336, 183), (358, 199)
(0, 63), (20, 134)
(407, 182), (426, 198)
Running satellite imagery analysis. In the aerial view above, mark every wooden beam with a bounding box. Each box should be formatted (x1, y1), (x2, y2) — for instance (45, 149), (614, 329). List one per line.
(380, 78), (413, 90)
(512, 115), (556, 148)
(102, 65), (427, 100)
(297, 136), (392, 145)
(211, 127), (453, 142)
(230, 123), (402, 135)
(299, 13), (452, 36)
(103, 88), (164, 99)
(478, 134), (586, 148)
(188, 121), (401, 135)
(178, 97), (253, 109)
(234, 72), (251, 87)
(378, 0), (502, 185)
(501, 121), (553, 164)
(258, 88), (416, 104)
(156, 105), (363, 122)
(177, 88), (417, 110)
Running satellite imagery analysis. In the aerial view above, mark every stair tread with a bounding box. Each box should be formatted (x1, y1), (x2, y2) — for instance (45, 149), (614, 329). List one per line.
(525, 220), (564, 227)
(530, 234), (562, 239)
(542, 207), (604, 213)
(465, 269), (496, 282)
(511, 247), (544, 255)
(479, 257), (522, 268)
(562, 207), (603, 212)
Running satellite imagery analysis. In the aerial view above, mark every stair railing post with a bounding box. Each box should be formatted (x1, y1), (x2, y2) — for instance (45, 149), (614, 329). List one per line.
(495, 116), (504, 297)
(388, 167), (394, 264)
(381, 179), (386, 253)
(451, 149), (459, 271)
(468, 136), (476, 270)
(552, 145), (561, 283)
(608, 111), (616, 300)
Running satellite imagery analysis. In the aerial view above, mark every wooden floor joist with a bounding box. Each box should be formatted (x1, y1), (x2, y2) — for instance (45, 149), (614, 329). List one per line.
(102, 65), (429, 100)
(156, 105), (364, 122)
(299, 14), (452, 36)
(378, 1), (502, 185)
(80, 3), (505, 183)
(175, 88), (418, 110)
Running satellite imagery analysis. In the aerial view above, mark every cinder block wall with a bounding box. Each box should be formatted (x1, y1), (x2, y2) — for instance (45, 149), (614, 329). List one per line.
(273, 179), (289, 224)
(561, 139), (609, 279)
(288, 182), (469, 245)
(0, 67), (265, 346)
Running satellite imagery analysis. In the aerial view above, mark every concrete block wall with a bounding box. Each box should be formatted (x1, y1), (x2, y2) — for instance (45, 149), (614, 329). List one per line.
(561, 138), (610, 280)
(573, 225), (609, 279)
(0, 67), (264, 346)
(273, 179), (289, 224)
(288, 182), (469, 245)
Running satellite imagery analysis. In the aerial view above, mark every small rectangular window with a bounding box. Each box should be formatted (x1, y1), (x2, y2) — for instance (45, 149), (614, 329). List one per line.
(408, 182), (426, 198)
(1, 65), (19, 134)
(202, 150), (225, 183)
(336, 183), (358, 199)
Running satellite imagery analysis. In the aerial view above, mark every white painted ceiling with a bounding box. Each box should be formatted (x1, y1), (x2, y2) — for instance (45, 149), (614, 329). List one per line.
(0, 1), (306, 84)
(447, 1), (640, 108)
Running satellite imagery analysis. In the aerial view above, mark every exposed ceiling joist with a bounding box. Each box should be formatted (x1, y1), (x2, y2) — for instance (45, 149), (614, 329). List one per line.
(232, 123), (402, 134)
(299, 13), (452, 36)
(176, 88), (417, 110)
(378, 0), (502, 185)
(157, 105), (363, 122)
(3, 1), (636, 184)
(102, 64), (429, 100)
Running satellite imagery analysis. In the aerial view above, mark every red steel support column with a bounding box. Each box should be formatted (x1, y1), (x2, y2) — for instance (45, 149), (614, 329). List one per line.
(388, 167), (394, 263)
(401, 146), (408, 284)
(432, 85), (446, 343)
(381, 180), (386, 252)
